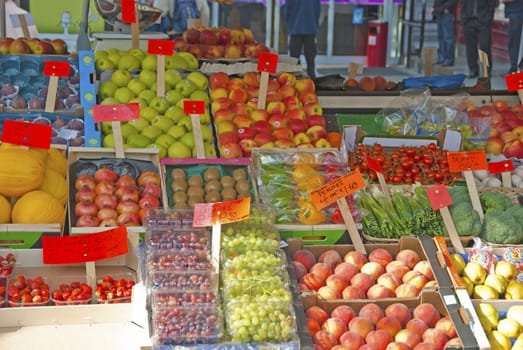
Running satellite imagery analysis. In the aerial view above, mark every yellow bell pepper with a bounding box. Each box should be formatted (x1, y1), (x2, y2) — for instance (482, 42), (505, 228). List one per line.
(296, 172), (325, 192)
(297, 201), (326, 225)
(291, 164), (316, 182)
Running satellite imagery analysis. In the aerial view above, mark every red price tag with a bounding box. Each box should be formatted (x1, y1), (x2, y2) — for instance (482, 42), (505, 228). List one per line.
(42, 226), (128, 264)
(425, 184), (453, 211)
(148, 39), (174, 55)
(447, 150), (488, 172)
(488, 160), (514, 174)
(121, 0), (137, 23)
(505, 72), (523, 91)
(183, 100), (206, 115)
(1, 120), (52, 149)
(193, 198), (251, 227)
(43, 61), (70, 77)
(366, 155), (382, 173)
(257, 52), (278, 74)
(92, 103), (140, 122)
(311, 170), (366, 210)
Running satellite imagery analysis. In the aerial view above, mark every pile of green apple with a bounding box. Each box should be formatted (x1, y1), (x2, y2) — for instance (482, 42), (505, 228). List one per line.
(94, 48), (198, 72)
(96, 49), (216, 158)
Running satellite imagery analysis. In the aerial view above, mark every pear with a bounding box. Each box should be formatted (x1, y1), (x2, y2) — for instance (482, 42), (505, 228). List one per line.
(497, 318), (521, 339)
(506, 280), (523, 300)
(476, 303), (499, 329)
(463, 262), (486, 285)
(507, 305), (523, 327)
(514, 333), (523, 350)
(484, 274), (508, 295)
(473, 285), (499, 300)
(495, 260), (518, 281)
(461, 276), (474, 296)
(488, 330), (512, 350)
(451, 253), (466, 275)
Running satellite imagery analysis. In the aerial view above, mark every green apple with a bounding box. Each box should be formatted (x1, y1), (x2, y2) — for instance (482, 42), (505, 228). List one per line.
(138, 89), (156, 104)
(176, 52), (199, 70)
(186, 71), (209, 90)
(155, 134), (176, 148)
(101, 97), (116, 105)
(127, 117), (150, 132)
(165, 55), (188, 70)
(201, 125), (213, 142)
(127, 79), (147, 96)
(141, 54), (158, 71)
(165, 89), (184, 106)
(204, 143), (217, 157)
(189, 89), (210, 104)
(114, 87), (136, 103)
(138, 70), (157, 88)
(111, 69), (133, 87)
(149, 96), (170, 115)
(141, 125), (163, 141)
(164, 105), (185, 123)
(101, 122), (113, 135)
(129, 97), (147, 108)
(118, 54), (141, 71)
(107, 48), (121, 55)
(127, 134), (152, 148)
(140, 106), (160, 122)
(102, 134), (115, 148)
(167, 125), (187, 139)
(198, 110), (211, 125)
(165, 70), (183, 89)
(147, 143), (166, 158)
(128, 48), (146, 61)
(175, 79), (197, 97)
(120, 123), (139, 141)
(99, 81), (118, 100)
(178, 115), (193, 132)
(168, 141), (192, 158)
(180, 132), (195, 149)
(95, 57), (115, 71)
(151, 115), (174, 132)
(107, 52), (121, 66)
(94, 50), (108, 59)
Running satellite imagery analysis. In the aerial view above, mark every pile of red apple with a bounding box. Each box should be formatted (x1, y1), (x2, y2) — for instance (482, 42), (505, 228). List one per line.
(292, 247), (436, 300)
(73, 167), (162, 227)
(307, 301), (461, 349)
(0, 37), (68, 55)
(209, 71), (330, 157)
(174, 26), (270, 60)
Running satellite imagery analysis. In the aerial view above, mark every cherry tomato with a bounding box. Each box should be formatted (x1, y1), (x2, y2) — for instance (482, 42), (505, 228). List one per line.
(428, 142), (438, 151)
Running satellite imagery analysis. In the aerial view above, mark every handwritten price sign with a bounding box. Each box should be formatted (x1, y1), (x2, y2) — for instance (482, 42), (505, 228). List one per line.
(193, 197), (251, 227)
(1, 120), (52, 149)
(148, 39), (174, 55)
(92, 103), (140, 122)
(43, 61), (70, 77)
(425, 184), (453, 211)
(183, 100), (206, 115)
(311, 170), (366, 210)
(121, 0), (137, 23)
(488, 160), (514, 174)
(447, 150), (488, 172)
(257, 52), (278, 74)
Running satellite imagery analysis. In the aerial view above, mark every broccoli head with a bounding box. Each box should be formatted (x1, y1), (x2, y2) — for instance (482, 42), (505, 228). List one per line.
(506, 205), (523, 223)
(448, 202), (481, 236)
(448, 186), (471, 205)
(479, 191), (513, 212)
(480, 208), (523, 244)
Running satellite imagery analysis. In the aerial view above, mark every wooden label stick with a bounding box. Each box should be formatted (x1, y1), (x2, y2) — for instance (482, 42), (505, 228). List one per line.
(478, 50), (489, 79)
(337, 198), (366, 254)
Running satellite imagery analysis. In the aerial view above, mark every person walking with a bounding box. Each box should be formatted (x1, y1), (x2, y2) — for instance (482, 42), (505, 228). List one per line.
(505, 0), (523, 73)
(283, 0), (321, 79)
(460, 0), (499, 78)
(431, 0), (457, 66)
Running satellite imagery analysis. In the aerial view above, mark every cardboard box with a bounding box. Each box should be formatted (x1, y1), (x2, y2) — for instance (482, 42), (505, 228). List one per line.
(276, 224), (348, 245)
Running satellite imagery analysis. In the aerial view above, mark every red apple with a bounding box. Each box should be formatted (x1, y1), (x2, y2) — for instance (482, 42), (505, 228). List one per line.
(209, 72), (229, 90)
(307, 125), (328, 141)
(217, 27), (232, 45)
(51, 38), (68, 54)
(239, 139), (258, 156)
(251, 109), (269, 122)
(303, 103), (323, 116)
(253, 120), (272, 134)
(272, 127), (294, 140)
(277, 72), (297, 87)
(199, 29), (218, 45)
(286, 109), (307, 120)
(295, 78), (316, 93)
(503, 139), (523, 158)
(228, 88), (249, 104)
(218, 131), (240, 145)
(275, 138), (295, 148)
(233, 114), (253, 128)
(299, 91), (319, 104)
(243, 72), (260, 87)
(485, 137), (504, 155)
(9, 38), (31, 54)
(282, 95), (302, 111)
(254, 132), (274, 146)
(183, 28), (201, 44)
(220, 143), (243, 158)
(307, 114), (327, 127)
(214, 108), (235, 123)
(205, 45), (225, 59)
(289, 119), (309, 134)
(293, 132), (312, 145)
(216, 120), (238, 135)
(237, 126), (256, 140)
(266, 101), (286, 115)
(224, 45), (243, 59)
(268, 114), (289, 129)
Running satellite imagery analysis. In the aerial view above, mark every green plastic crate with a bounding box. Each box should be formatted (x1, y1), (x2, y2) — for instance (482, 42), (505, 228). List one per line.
(276, 224), (347, 245)
(336, 114), (383, 135)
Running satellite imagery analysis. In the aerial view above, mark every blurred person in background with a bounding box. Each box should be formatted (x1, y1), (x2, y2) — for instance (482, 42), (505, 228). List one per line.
(504, 0), (523, 73)
(431, 0), (457, 66)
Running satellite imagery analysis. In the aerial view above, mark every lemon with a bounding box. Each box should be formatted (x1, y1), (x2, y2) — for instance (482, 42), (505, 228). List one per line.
(476, 303), (499, 329)
(488, 330), (512, 350)
(451, 253), (466, 275)
(497, 318), (521, 339)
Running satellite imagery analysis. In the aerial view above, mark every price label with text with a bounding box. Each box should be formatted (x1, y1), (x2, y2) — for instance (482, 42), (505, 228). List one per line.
(148, 39), (174, 55)
(42, 226), (128, 264)
(447, 150), (488, 172)
(488, 160), (514, 174)
(121, 0), (137, 23)
(1, 120), (52, 149)
(311, 170), (366, 210)
(505, 72), (523, 91)
(366, 155), (383, 173)
(193, 197), (251, 227)
(43, 61), (70, 77)
(92, 103), (140, 122)
(257, 52), (278, 74)
(425, 184), (453, 210)
(183, 100), (206, 115)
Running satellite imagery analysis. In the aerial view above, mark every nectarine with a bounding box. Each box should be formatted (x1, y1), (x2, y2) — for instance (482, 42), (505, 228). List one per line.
(359, 303), (385, 325)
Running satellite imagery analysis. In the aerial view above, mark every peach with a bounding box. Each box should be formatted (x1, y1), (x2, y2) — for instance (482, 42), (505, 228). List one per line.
(396, 249), (421, 269)
(331, 305), (356, 325)
(301, 272), (324, 291)
(322, 317), (347, 339)
(402, 270), (423, 284)
(313, 330), (338, 349)
(369, 248), (394, 267)
(317, 285), (341, 300)
(332, 345), (352, 350)
(413, 260), (434, 281)
(406, 273), (428, 291)
(376, 316), (402, 337)
(312, 345), (324, 350)
(424, 281), (438, 289)
(366, 329), (393, 350)
(413, 343), (437, 350)
(444, 337), (462, 347)
(395, 329), (421, 349)
(359, 345), (380, 350)
(367, 284), (395, 299)
(334, 262), (359, 282)
(293, 249), (317, 270)
(413, 304), (441, 328)
(344, 251), (368, 269)
(406, 318), (429, 338)
(386, 261), (411, 279)
(377, 272), (402, 291)
(422, 328), (448, 350)
(307, 318), (321, 336)
(339, 331), (365, 350)
(318, 249), (342, 270)
(342, 286), (366, 299)
(359, 303), (385, 325)
(292, 261), (307, 281)
(361, 261), (386, 281)
(326, 274), (349, 294)
(434, 316), (456, 338)
(310, 262), (333, 283)
(385, 342), (411, 350)
(395, 283), (420, 298)
(351, 272), (375, 294)
(306, 305), (330, 325)
(385, 302), (412, 327)
(348, 316), (375, 338)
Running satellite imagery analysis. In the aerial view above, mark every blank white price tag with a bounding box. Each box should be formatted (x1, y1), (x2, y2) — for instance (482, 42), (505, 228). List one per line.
(444, 294), (457, 305)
